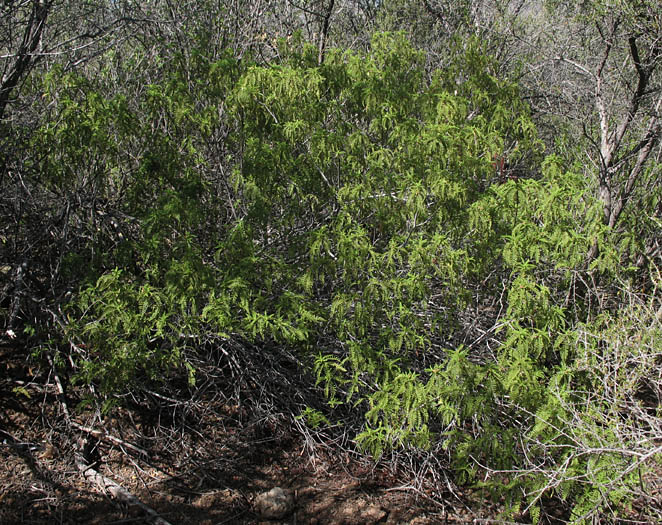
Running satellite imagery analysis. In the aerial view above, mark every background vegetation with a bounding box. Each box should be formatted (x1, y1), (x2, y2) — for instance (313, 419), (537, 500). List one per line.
(2, 1), (661, 523)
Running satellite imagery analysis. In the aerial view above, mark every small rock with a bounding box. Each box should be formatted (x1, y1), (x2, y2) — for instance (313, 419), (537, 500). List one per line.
(254, 487), (295, 519)
(364, 504), (387, 522)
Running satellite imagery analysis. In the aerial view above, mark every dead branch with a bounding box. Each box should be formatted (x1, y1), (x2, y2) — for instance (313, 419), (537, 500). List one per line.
(43, 333), (168, 522)
(69, 421), (148, 458)
(76, 459), (173, 525)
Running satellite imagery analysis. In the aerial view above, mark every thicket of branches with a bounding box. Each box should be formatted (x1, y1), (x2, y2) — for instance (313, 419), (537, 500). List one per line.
(2, 1), (661, 523)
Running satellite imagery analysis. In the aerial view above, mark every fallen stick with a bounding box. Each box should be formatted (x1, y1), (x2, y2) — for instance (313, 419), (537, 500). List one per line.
(77, 459), (174, 525)
(45, 351), (172, 525)
(70, 421), (148, 458)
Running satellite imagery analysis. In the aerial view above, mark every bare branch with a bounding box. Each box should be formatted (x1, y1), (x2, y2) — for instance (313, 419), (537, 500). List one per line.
(0, 0), (51, 119)
(609, 37), (651, 161)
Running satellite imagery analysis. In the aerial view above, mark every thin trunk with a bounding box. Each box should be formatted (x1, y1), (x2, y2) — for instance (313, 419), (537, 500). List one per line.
(317, 0), (334, 65)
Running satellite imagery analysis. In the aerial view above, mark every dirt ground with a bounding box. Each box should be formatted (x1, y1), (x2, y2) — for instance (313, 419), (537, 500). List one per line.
(0, 341), (519, 525)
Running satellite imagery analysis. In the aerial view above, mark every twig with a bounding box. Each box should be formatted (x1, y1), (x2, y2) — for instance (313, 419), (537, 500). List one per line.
(473, 518), (522, 525)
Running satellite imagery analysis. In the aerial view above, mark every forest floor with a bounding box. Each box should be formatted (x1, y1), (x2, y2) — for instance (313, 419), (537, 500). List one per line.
(0, 342), (559, 524)
(0, 342), (511, 525)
